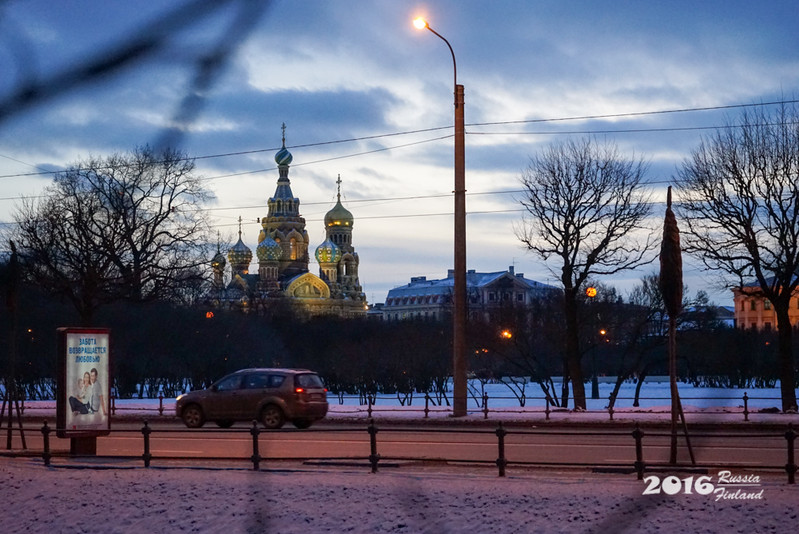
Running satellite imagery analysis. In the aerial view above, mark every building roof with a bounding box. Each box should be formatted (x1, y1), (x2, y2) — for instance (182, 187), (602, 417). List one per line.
(385, 267), (556, 300)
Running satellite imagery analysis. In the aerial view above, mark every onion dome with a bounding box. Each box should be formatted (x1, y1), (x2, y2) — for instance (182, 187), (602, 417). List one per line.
(228, 236), (252, 268)
(275, 145), (293, 166)
(315, 238), (342, 264)
(211, 250), (227, 271)
(256, 235), (283, 262)
(324, 199), (353, 228)
(275, 122), (293, 166)
(324, 175), (353, 227)
(228, 217), (252, 270)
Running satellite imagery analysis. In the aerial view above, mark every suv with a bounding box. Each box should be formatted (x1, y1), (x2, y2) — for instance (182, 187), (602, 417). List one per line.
(175, 368), (328, 429)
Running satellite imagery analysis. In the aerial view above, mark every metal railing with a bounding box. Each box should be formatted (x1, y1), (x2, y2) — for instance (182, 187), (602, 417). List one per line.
(11, 419), (796, 484)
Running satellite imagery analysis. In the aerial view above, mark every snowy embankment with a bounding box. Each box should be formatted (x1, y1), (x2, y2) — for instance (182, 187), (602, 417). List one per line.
(2, 458), (796, 534)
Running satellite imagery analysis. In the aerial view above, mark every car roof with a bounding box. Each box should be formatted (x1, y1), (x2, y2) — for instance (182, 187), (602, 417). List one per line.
(230, 368), (316, 375)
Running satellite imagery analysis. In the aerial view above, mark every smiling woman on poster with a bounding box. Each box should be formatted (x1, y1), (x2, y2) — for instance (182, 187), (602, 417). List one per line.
(57, 327), (111, 438)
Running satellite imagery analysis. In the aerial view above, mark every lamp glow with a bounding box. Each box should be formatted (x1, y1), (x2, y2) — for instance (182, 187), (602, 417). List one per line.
(413, 17), (428, 30)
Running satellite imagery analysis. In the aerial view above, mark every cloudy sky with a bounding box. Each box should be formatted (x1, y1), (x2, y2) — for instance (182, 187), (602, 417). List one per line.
(1, 0), (797, 305)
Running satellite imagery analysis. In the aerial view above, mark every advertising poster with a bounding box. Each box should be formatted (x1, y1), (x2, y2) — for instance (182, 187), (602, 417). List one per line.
(56, 327), (111, 438)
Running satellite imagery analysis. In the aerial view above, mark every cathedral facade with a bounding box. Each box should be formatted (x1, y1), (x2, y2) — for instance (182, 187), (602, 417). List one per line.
(207, 129), (367, 318)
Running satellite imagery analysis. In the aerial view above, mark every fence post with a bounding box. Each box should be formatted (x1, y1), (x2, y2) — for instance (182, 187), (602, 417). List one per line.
(111, 392), (116, 416)
(424, 394), (430, 419)
(141, 420), (152, 468)
(786, 424), (796, 485)
(632, 423), (645, 480)
(483, 393), (489, 420)
(368, 419), (380, 473)
(41, 421), (51, 467)
(743, 392), (749, 422)
(367, 396), (373, 418)
(250, 420), (261, 471)
(608, 403), (614, 421)
(495, 422), (507, 477)
(158, 394), (164, 416)
(545, 397), (550, 421)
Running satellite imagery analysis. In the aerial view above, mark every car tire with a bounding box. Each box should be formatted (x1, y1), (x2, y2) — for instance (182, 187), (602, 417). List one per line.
(182, 404), (205, 428)
(261, 405), (285, 429)
(216, 420), (234, 428)
(291, 419), (313, 429)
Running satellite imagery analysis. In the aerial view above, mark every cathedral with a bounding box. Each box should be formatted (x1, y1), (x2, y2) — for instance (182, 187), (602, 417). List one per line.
(207, 127), (367, 318)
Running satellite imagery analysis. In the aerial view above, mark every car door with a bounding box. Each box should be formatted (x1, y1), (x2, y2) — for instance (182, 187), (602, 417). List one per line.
(236, 371), (272, 419)
(205, 373), (244, 419)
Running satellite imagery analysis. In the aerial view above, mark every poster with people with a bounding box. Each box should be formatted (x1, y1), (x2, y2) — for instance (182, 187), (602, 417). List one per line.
(57, 328), (111, 438)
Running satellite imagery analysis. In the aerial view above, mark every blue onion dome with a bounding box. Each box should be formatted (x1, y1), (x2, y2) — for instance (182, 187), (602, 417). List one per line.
(211, 250), (227, 271)
(324, 199), (353, 228)
(228, 235), (252, 268)
(275, 145), (293, 166)
(315, 238), (342, 264)
(256, 235), (283, 262)
(275, 122), (293, 165)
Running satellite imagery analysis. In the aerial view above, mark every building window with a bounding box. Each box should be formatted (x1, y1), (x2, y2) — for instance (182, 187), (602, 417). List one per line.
(764, 322), (772, 330)
(516, 293), (524, 302)
(750, 300), (756, 311)
(764, 300), (771, 310)
(488, 292), (495, 301)
(289, 238), (297, 260)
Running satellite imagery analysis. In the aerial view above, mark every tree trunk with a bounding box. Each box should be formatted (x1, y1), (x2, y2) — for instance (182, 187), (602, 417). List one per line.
(564, 288), (587, 409)
(775, 306), (798, 412)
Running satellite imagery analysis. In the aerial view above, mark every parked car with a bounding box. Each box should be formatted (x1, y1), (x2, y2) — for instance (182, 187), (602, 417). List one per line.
(175, 368), (328, 429)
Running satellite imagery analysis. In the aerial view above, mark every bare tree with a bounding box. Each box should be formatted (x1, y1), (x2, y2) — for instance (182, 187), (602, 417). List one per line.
(517, 138), (655, 409)
(677, 103), (799, 411)
(11, 146), (214, 325)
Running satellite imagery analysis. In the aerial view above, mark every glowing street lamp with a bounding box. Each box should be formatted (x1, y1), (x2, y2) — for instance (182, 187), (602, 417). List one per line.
(413, 16), (468, 417)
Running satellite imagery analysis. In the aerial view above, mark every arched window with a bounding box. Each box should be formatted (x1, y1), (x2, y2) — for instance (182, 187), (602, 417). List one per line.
(289, 238), (297, 260)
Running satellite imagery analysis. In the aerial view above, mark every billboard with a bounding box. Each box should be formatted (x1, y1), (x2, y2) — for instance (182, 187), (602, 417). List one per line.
(56, 327), (111, 438)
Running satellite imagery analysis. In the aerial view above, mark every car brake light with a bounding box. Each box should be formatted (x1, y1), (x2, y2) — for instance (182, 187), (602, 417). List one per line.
(295, 387), (305, 394)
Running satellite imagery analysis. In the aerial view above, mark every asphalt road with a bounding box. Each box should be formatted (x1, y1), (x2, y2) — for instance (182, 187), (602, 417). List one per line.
(3, 420), (793, 474)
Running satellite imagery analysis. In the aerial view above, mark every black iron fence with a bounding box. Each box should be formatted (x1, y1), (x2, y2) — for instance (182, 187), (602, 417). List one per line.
(5, 420), (796, 484)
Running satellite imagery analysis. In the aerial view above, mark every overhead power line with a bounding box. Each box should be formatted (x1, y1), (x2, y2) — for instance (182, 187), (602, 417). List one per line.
(0, 98), (796, 181)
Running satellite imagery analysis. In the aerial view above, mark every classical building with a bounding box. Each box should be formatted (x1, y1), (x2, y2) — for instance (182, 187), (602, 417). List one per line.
(207, 128), (367, 318)
(381, 266), (556, 321)
(732, 282), (799, 330)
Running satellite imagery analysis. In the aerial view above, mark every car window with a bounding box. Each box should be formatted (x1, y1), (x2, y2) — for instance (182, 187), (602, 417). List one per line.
(268, 375), (286, 388)
(215, 374), (243, 392)
(244, 373), (269, 389)
(296, 374), (324, 388)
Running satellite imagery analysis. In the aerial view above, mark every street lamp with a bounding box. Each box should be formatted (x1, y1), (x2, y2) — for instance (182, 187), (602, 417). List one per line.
(414, 16), (467, 417)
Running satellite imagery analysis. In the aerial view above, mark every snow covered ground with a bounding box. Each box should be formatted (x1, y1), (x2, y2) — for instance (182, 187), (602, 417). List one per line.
(5, 380), (797, 533)
(2, 457), (795, 534)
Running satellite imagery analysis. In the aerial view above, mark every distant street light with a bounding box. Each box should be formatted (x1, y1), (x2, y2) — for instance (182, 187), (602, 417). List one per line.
(414, 17), (467, 417)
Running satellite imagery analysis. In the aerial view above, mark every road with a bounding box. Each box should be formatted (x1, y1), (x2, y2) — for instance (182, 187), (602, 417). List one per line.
(3, 421), (793, 473)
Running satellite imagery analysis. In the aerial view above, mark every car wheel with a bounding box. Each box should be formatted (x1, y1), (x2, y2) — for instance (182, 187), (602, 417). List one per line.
(216, 420), (234, 428)
(291, 419), (312, 429)
(261, 405), (285, 429)
(182, 404), (205, 428)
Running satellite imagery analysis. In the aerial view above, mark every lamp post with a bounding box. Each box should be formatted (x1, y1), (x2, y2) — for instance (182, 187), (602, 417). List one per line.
(414, 17), (467, 417)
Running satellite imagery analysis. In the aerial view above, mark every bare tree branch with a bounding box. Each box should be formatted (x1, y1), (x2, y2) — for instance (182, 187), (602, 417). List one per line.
(677, 102), (799, 411)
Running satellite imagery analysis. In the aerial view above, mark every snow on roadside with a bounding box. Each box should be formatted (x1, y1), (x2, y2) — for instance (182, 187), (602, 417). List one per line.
(16, 398), (799, 426)
(2, 457), (795, 534)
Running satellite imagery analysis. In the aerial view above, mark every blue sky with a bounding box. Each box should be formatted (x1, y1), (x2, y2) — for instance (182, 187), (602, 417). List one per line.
(1, 0), (798, 305)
